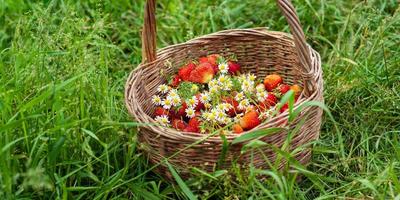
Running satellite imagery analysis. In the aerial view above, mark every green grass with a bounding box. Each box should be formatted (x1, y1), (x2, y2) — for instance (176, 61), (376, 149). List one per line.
(1, 0), (399, 199)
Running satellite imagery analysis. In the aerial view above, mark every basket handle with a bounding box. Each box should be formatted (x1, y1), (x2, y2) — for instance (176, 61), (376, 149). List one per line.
(141, 0), (313, 74)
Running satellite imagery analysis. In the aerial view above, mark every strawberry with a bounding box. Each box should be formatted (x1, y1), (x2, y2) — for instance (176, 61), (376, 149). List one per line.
(171, 75), (181, 87)
(263, 93), (277, 106)
(154, 107), (168, 117)
(239, 110), (261, 130)
(227, 61), (241, 75)
(172, 119), (187, 131)
(278, 84), (290, 95)
(188, 117), (201, 130)
(184, 126), (200, 133)
(189, 62), (215, 84)
(194, 111), (202, 117)
(199, 54), (220, 73)
(232, 124), (244, 134)
(258, 93), (277, 112)
(263, 74), (283, 91)
(168, 108), (178, 119)
(280, 103), (289, 113)
(194, 94), (205, 111)
(290, 84), (302, 97)
(207, 54), (220, 67)
(222, 97), (240, 117)
(178, 62), (196, 81)
(176, 102), (188, 118)
(198, 56), (209, 63)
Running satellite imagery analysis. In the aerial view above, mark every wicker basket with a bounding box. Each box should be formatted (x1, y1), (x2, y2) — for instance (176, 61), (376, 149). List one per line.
(125, 0), (324, 179)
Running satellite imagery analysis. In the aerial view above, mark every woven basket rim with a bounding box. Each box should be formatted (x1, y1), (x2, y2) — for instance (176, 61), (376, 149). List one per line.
(125, 28), (323, 141)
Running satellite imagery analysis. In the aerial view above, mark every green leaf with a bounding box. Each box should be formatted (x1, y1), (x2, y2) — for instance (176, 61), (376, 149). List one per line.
(232, 127), (285, 144)
(217, 133), (229, 168)
(130, 184), (161, 200)
(241, 140), (267, 153)
(211, 170), (228, 178)
(291, 101), (335, 122)
(49, 135), (66, 165)
(166, 161), (197, 200)
(82, 128), (106, 147)
(191, 168), (217, 180)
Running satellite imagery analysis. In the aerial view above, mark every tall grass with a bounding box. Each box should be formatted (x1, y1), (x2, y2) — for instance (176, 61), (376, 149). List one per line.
(0, 0), (399, 199)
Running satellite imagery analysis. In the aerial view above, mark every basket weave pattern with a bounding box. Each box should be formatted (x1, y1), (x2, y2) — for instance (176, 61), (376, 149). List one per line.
(125, 0), (323, 179)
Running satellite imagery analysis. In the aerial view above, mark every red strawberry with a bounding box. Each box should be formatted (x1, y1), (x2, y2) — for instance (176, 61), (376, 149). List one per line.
(207, 54), (220, 66)
(172, 119), (187, 131)
(265, 93), (277, 106)
(222, 97), (240, 117)
(176, 102), (188, 118)
(171, 75), (181, 87)
(184, 126), (200, 133)
(258, 93), (278, 112)
(178, 62), (196, 81)
(154, 107), (168, 117)
(189, 62), (215, 84)
(188, 117), (201, 130)
(194, 94), (205, 111)
(280, 103), (289, 113)
(227, 61), (241, 75)
(167, 107), (176, 118)
(264, 74), (283, 91)
(239, 110), (261, 130)
(278, 84), (290, 95)
(290, 84), (302, 98)
(194, 111), (201, 117)
(198, 56), (209, 63)
(232, 124), (244, 134)
(199, 54), (220, 73)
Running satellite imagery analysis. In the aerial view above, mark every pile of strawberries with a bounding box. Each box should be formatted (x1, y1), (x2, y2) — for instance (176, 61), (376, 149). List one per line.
(151, 54), (302, 134)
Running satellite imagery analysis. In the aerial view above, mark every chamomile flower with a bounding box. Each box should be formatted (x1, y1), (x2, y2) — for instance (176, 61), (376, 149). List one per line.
(222, 79), (233, 91)
(168, 89), (179, 98)
(218, 74), (229, 84)
(218, 63), (229, 74)
(170, 96), (181, 106)
(202, 112), (210, 119)
(256, 84), (265, 93)
(241, 80), (254, 93)
(238, 99), (250, 110)
(185, 107), (196, 118)
(187, 96), (198, 108)
(210, 109), (218, 119)
(157, 84), (169, 94)
(217, 103), (232, 112)
(216, 104), (226, 112)
(155, 115), (169, 126)
(204, 102), (212, 109)
(203, 111), (216, 121)
(222, 117), (232, 125)
(234, 113), (244, 122)
(151, 95), (162, 105)
(215, 110), (227, 122)
(235, 92), (245, 101)
(238, 74), (247, 82)
(208, 79), (218, 88)
(209, 86), (219, 94)
(248, 74), (257, 81)
(245, 105), (255, 113)
(161, 98), (173, 109)
(256, 91), (268, 102)
(200, 92), (211, 104)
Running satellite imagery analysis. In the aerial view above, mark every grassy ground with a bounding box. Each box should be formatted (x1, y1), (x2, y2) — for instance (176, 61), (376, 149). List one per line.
(1, 0), (399, 199)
